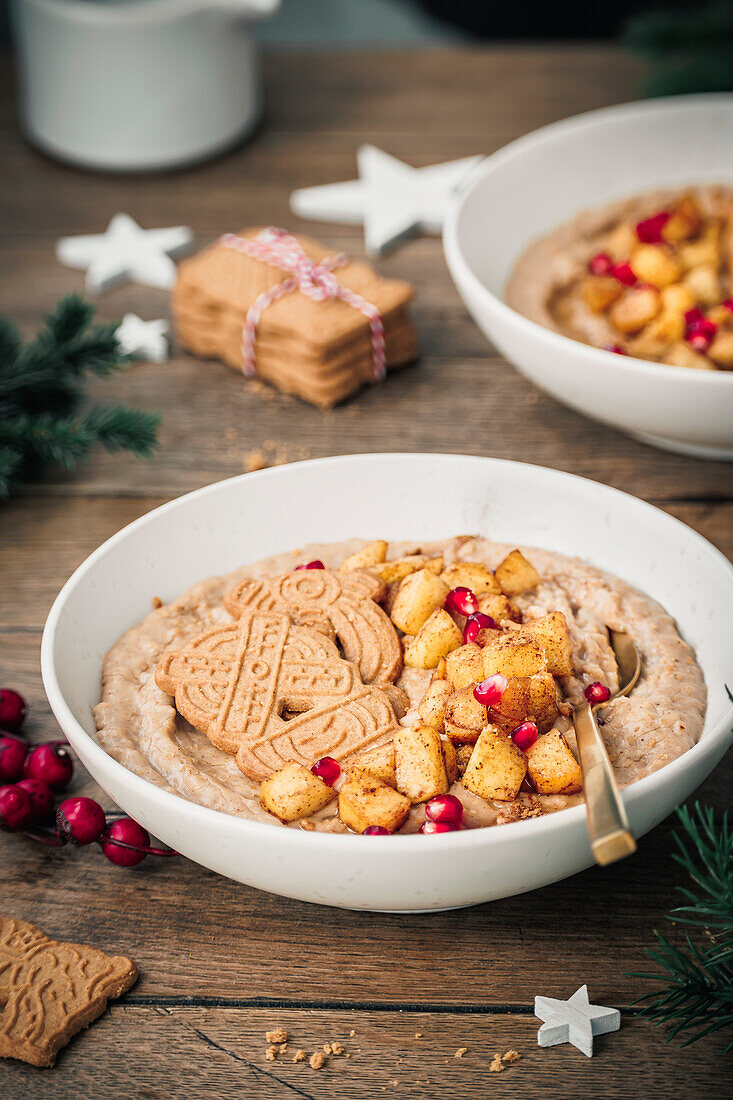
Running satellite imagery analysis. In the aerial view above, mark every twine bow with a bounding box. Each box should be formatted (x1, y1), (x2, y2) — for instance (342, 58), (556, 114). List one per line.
(220, 227), (386, 381)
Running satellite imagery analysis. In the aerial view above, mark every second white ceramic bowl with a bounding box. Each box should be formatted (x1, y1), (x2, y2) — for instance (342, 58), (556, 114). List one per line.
(42, 456), (733, 911)
(444, 95), (733, 460)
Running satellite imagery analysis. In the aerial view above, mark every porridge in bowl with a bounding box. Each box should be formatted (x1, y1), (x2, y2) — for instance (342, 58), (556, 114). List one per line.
(506, 186), (733, 370)
(94, 537), (705, 835)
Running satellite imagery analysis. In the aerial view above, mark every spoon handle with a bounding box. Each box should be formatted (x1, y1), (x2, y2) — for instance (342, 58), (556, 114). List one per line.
(573, 702), (636, 865)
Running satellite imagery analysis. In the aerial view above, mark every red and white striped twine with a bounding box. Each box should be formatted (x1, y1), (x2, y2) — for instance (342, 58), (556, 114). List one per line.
(219, 227), (386, 382)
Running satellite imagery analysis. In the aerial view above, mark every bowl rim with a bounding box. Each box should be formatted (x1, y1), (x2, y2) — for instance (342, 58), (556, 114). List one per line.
(443, 92), (733, 390)
(41, 453), (733, 853)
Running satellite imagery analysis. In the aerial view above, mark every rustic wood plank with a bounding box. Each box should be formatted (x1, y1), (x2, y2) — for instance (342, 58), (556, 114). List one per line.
(0, 1006), (726, 1099)
(0, 495), (730, 631)
(1, 630), (729, 1008)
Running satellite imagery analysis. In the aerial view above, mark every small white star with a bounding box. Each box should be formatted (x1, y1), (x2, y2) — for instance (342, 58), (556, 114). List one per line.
(534, 985), (620, 1058)
(56, 213), (193, 295)
(290, 145), (483, 256)
(116, 313), (170, 363)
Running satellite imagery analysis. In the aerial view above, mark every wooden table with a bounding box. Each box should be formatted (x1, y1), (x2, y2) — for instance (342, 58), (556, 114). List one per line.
(1, 47), (730, 1096)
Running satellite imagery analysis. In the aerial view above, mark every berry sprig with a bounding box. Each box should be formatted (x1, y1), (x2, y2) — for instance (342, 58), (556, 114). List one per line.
(0, 688), (177, 866)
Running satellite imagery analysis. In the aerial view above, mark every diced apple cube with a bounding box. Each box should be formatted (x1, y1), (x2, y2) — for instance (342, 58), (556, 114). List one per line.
(403, 610), (462, 669)
(582, 275), (622, 313)
(455, 743), (474, 776)
(439, 561), (501, 595)
(525, 730), (583, 795)
(339, 540), (388, 571)
(260, 762), (337, 823)
(684, 264), (720, 306)
(660, 283), (696, 316)
(433, 657), (448, 681)
(528, 672), (560, 733)
(666, 340), (715, 370)
(494, 549), (541, 596)
(418, 678), (452, 730)
(487, 676), (530, 732)
(441, 737), (458, 784)
(394, 725), (449, 803)
(443, 686), (487, 744)
(445, 643), (484, 690)
(338, 768), (411, 834)
(520, 612), (573, 676)
(629, 244), (682, 288)
(709, 331), (733, 369)
(461, 725), (527, 801)
(477, 593), (521, 624)
(371, 554), (427, 584)
(355, 743), (396, 788)
(390, 569), (450, 635)
(482, 634), (547, 679)
(610, 285), (661, 335)
(662, 195), (702, 243)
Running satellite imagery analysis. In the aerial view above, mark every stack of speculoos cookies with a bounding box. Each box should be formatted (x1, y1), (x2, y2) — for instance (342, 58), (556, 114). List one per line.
(172, 228), (418, 408)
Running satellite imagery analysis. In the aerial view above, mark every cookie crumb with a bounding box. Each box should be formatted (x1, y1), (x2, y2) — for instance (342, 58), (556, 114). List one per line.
(349, 1029), (356, 1037)
(265, 1046), (277, 1061)
(414, 1032), (423, 1039)
(489, 1054), (504, 1073)
(454, 1047), (467, 1059)
(278, 1043), (288, 1055)
(310, 1051), (326, 1070)
(503, 1049), (521, 1064)
(266, 1028), (288, 1044)
(245, 448), (268, 473)
(331, 1042), (345, 1056)
(323, 1043), (332, 1055)
(292, 1049), (307, 1063)
(151, 596), (163, 609)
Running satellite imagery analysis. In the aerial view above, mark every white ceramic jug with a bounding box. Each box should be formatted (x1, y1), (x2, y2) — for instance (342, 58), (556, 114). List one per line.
(10, 0), (281, 171)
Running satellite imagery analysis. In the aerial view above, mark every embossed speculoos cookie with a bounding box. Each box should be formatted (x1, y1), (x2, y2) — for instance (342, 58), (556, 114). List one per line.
(155, 609), (402, 782)
(0, 916), (138, 1067)
(224, 567), (402, 687)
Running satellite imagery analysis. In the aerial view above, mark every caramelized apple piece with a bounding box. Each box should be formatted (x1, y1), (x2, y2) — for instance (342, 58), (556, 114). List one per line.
(260, 763), (337, 823)
(339, 540), (388, 571)
(338, 768), (411, 834)
(402, 610), (462, 669)
(391, 569), (450, 635)
(462, 725), (527, 801)
(525, 730), (583, 795)
(394, 725), (449, 803)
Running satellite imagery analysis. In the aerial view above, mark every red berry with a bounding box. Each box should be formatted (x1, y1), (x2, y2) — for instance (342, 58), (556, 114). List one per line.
(445, 587), (479, 617)
(56, 796), (106, 846)
(0, 784), (34, 831)
(311, 756), (341, 786)
(23, 743), (74, 790)
(420, 820), (459, 834)
(462, 612), (498, 647)
(0, 735), (28, 782)
(685, 316), (717, 352)
(588, 252), (613, 276)
(604, 344), (628, 355)
(511, 721), (539, 751)
(362, 824), (390, 836)
(635, 211), (671, 244)
(425, 794), (463, 826)
(0, 689), (26, 732)
(722, 299), (733, 313)
(15, 778), (54, 823)
(295, 560), (325, 571)
(473, 673), (508, 707)
(585, 681), (612, 704)
(99, 817), (150, 867)
(611, 262), (637, 286)
(684, 308), (706, 327)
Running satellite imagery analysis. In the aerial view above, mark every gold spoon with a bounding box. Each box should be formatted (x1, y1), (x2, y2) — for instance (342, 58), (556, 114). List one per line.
(573, 629), (642, 866)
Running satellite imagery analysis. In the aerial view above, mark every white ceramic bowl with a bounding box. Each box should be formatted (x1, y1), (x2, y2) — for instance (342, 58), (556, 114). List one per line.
(42, 455), (733, 911)
(444, 95), (733, 460)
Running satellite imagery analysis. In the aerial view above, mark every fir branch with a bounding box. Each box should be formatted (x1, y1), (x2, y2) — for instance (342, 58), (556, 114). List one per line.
(631, 803), (733, 1051)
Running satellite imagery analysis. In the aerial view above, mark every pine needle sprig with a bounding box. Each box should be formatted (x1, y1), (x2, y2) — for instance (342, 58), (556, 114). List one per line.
(630, 802), (733, 1051)
(0, 295), (160, 497)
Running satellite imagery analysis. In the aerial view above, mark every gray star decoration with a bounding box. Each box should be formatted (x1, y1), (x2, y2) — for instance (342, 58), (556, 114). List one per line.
(535, 985), (620, 1057)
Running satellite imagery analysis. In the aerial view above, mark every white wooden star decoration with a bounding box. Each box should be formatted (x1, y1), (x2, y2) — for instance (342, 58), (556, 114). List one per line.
(116, 313), (170, 363)
(56, 213), (193, 295)
(290, 144), (483, 256)
(534, 985), (620, 1057)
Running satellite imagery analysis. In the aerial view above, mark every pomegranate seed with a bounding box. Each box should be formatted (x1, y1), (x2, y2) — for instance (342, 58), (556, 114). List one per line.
(604, 344), (628, 355)
(445, 586), (479, 616)
(420, 820), (459, 834)
(311, 756), (341, 786)
(0, 784), (34, 832)
(99, 817), (150, 867)
(511, 721), (539, 751)
(425, 794), (464, 826)
(295, 560), (325, 571)
(685, 308), (706, 327)
(462, 612), (498, 646)
(362, 825), (389, 836)
(24, 742), (74, 791)
(56, 796), (106, 846)
(722, 299), (733, 313)
(635, 211), (671, 244)
(588, 252), (613, 276)
(0, 735), (28, 782)
(0, 689), (26, 732)
(15, 778), (54, 824)
(686, 316), (717, 352)
(473, 674), (508, 707)
(611, 262), (637, 286)
(585, 681), (612, 704)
